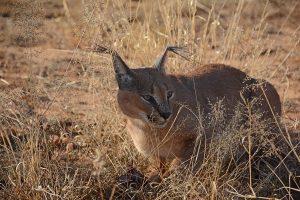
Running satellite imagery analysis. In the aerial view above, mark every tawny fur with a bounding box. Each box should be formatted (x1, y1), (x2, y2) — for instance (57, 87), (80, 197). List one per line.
(96, 46), (281, 179)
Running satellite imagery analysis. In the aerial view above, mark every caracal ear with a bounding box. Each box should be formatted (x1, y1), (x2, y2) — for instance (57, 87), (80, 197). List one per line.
(153, 45), (190, 74)
(93, 46), (135, 90)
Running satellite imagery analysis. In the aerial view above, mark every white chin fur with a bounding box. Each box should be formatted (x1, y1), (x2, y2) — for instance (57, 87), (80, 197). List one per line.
(147, 117), (168, 128)
(153, 122), (167, 128)
(139, 113), (168, 128)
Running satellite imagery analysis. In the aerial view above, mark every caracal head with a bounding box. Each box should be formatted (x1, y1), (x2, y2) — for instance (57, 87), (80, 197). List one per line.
(97, 46), (186, 128)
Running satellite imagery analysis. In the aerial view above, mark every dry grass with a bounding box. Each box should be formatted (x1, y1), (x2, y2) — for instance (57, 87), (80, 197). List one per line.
(0, 0), (299, 199)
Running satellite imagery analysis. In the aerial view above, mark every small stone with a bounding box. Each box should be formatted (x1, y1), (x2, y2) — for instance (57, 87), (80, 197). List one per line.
(50, 135), (60, 145)
(66, 143), (74, 152)
(61, 137), (70, 144)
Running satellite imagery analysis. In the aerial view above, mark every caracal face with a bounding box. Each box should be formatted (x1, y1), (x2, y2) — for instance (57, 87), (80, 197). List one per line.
(98, 46), (183, 128)
(117, 68), (175, 128)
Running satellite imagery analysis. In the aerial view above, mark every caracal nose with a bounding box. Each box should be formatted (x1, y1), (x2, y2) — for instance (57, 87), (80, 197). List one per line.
(161, 111), (172, 119)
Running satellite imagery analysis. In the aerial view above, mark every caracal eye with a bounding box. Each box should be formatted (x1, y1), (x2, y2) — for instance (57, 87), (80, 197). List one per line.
(167, 91), (173, 99)
(142, 94), (152, 101)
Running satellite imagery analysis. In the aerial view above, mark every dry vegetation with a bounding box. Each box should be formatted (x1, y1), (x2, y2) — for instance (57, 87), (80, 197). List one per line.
(0, 0), (300, 199)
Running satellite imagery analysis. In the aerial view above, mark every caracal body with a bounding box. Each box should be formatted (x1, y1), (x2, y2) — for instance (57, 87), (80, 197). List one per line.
(96, 46), (281, 176)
